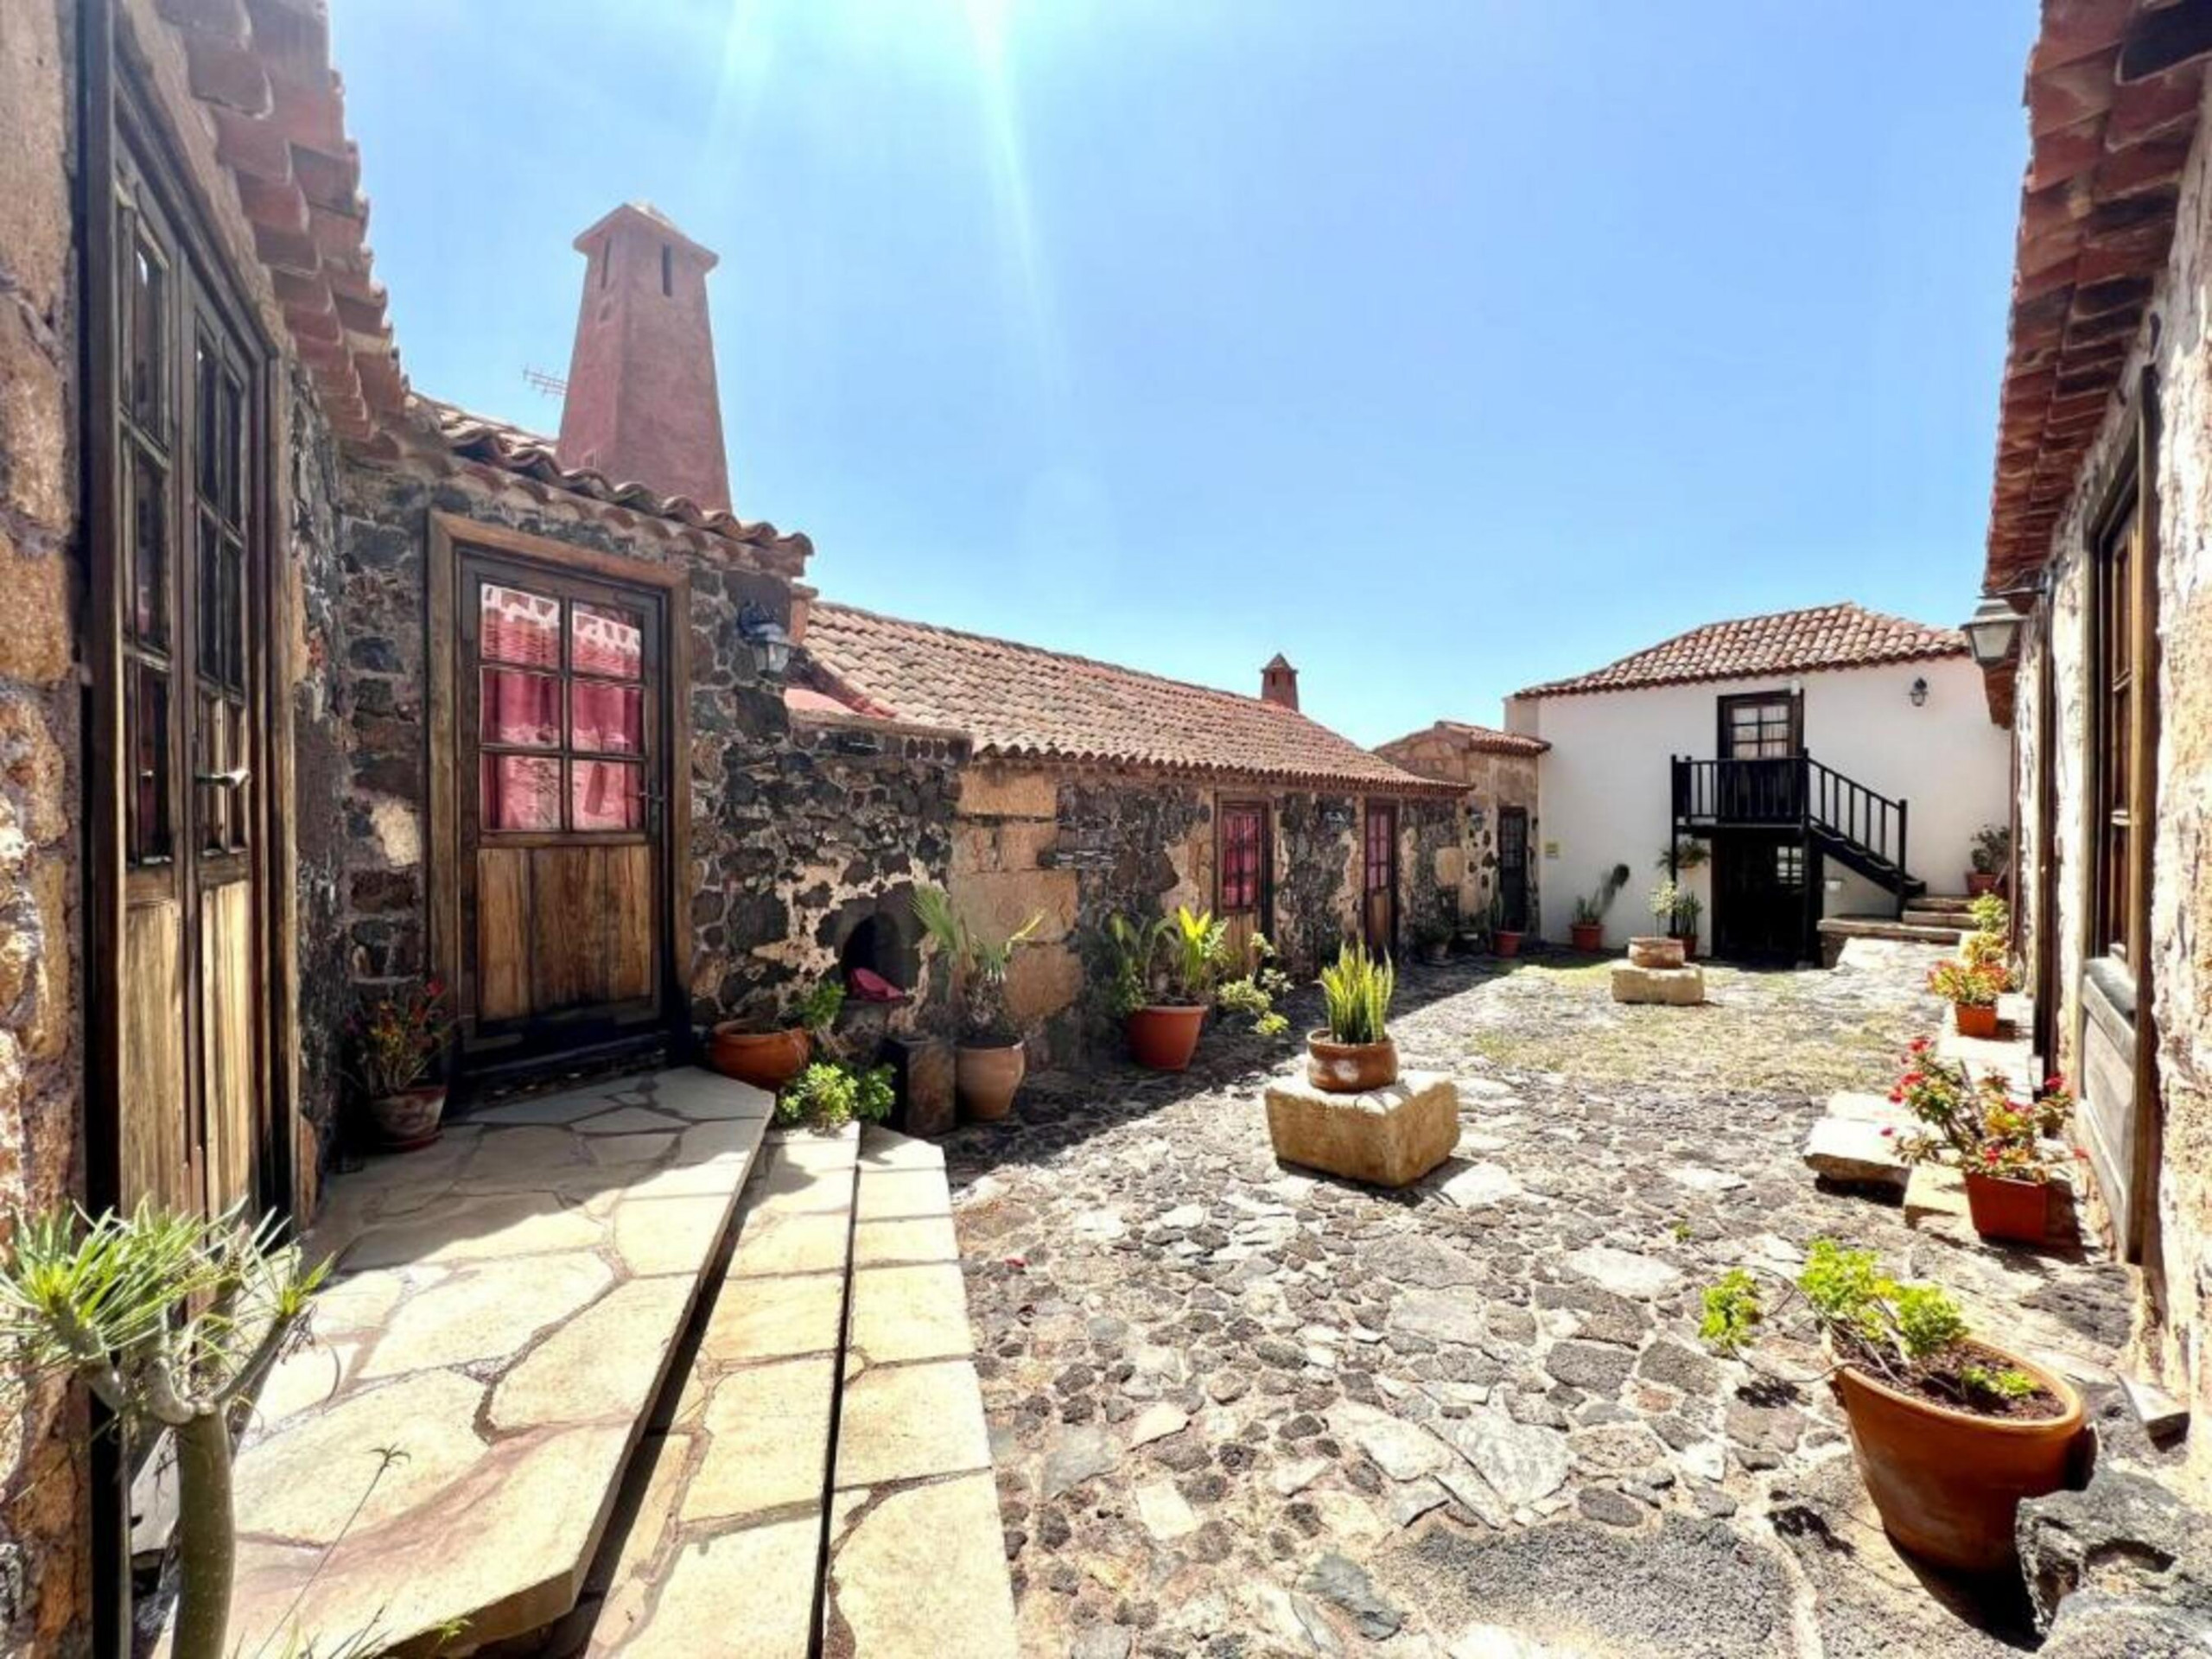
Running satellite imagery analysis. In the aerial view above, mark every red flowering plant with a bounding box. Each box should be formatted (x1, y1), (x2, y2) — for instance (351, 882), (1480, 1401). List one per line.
(1927, 958), (2010, 1007)
(346, 977), (454, 1099)
(1890, 1039), (2074, 1182)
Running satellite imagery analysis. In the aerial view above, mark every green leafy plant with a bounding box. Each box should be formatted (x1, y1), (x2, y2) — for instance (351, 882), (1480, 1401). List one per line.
(1319, 941), (1395, 1045)
(1971, 823), (2012, 877)
(911, 886), (1044, 1044)
(792, 978), (846, 1035)
(1656, 839), (1711, 872)
(0, 1203), (329, 1659)
(1700, 1238), (2038, 1409)
(1671, 890), (1703, 938)
(1216, 933), (1292, 1037)
(1928, 958), (2009, 1007)
(1161, 905), (1231, 1005)
(1967, 893), (2008, 936)
(1961, 929), (2009, 972)
(1647, 879), (1680, 930)
(1484, 888), (1510, 937)
(345, 978), (452, 1100)
(776, 1059), (896, 1130)
(1572, 861), (1633, 925)
(1104, 913), (1157, 1020)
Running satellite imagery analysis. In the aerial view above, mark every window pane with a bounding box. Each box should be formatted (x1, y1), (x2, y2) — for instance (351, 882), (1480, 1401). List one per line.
(481, 582), (560, 667)
(480, 669), (561, 748)
(132, 446), (169, 647)
(129, 237), (166, 440)
(132, 666), (171, 863)
(570, 679), (643, 754)
(481, 753), (562, 831)
(197, 690), (227, 853)
(226, 701), (250, 850)
(221, 370), (245, 524)
(572, 602), (643, 679)
(571, 760), (643, 831)
(196, 339), (219, 501)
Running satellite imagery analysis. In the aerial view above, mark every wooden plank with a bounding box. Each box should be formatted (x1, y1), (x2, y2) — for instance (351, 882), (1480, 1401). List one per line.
(198, 880), (255, 1211)
(475, 849), (533, 1022)
(531, 846), (605, 1013)
(122, 900), (188, 1214)
(605, 842), (654, 1004)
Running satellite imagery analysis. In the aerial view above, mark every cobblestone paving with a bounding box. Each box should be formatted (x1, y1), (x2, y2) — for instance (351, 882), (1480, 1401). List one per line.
(944, 944), (2137, 1659)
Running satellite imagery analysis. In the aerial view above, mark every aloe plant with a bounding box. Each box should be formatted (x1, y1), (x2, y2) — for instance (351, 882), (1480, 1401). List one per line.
(1319, 942), (1395, 1046)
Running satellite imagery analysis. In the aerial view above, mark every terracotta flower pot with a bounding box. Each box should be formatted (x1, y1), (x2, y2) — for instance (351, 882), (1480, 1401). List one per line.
(1964, 1171), (2050, 1243)
(957, 1040), (1027, 1122)
(1967, 871), (2000, 897)
(1954, 1001), (1999, 1040)
(1834, 1348), (2084, 1573)
(1569, 922), (1604, 952)
(1671, 930), (1699, 962)
(1628, 936), (1685, 970)
(1125, 1005), (1206, 1071)
(1306, 1030), (1399, 1094)
(368, 1085), (447, 1152)
(1492, 931), (1524, 959)
(707, 1024), (812, 1090)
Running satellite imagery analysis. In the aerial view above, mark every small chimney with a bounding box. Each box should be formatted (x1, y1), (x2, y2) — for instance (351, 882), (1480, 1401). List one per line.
(1260, 653), (1300, 710)
(556, 201), (731, 513)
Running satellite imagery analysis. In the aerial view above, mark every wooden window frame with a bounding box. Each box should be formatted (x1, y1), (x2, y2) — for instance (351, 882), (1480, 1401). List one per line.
(1715, 690), (1802, 760)
(1214, 798), (1273, 929)
(2088, 474), (2139, 964)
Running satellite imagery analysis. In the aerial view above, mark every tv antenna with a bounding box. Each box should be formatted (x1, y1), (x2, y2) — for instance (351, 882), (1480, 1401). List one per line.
(523, 365), (568, 398)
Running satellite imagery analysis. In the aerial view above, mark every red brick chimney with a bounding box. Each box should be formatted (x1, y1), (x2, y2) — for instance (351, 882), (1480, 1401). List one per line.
(556, 201), (731, 512)
(1260, 653), (1300, 710)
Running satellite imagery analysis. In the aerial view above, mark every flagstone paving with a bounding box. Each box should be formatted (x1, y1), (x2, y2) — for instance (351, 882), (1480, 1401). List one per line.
(219, 1068), (772, 1659)
(944, 944), (2141, 1658)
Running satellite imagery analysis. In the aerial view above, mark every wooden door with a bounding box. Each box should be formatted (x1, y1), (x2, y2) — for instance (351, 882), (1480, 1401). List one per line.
(1496, 807), (1529, 932)
(457, 554), (671, 1066)
(1713, 832), (1808, 963)
(111, 124), (270, 1220)
(1217, 802), (1271, 968)
(1363, 801), (1398, 956)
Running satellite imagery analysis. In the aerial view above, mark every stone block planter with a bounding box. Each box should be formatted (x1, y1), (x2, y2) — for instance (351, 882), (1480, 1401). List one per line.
(1627, 936), (1685, 969)
(1610, 963), (1705, 1006)
(1262, 1070), (1459, 1188)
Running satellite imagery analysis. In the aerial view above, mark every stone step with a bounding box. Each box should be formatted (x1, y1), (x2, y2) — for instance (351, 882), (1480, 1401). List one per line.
(1802, 1114), (1910, 1191)
(1903, 907), (1973, 931)
(213, 1068), (775, 1659)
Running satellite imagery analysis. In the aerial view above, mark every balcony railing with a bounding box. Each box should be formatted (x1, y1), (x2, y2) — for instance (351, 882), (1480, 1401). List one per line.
(1671, 753), (1912, 907)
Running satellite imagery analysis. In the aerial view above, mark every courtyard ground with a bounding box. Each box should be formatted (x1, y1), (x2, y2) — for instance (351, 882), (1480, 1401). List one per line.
(944, 944), (2140, 1659)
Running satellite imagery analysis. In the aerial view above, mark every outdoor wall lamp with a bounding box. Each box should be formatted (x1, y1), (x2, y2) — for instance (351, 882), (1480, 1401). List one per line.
(737, 601), (792, 676)
(1962, 596), (2025, 669)
(1908, 677), (1929, 707)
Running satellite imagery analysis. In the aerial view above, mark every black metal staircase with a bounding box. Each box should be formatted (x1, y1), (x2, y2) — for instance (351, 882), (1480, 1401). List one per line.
(1671, 754), (1922, 916)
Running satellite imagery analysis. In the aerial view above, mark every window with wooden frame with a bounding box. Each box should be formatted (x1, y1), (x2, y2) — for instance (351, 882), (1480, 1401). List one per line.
(1363, 803), (1395, 897)
(1218, 804), (1266, 913)
(1717, 691), (1799, 760)
(2091, 482), (2139, 961)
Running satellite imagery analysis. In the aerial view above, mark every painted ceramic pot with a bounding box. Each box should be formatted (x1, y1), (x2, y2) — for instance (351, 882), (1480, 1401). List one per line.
(368, 1085), (447, 1152)
(1306, 1031), (1399, 1094)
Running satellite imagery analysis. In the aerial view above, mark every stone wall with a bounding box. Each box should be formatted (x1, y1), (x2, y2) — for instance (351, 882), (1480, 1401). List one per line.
(1371, 730), (1543, 932)
(2012, 76), (2212, 1497)
(0, 0), (87, 1648)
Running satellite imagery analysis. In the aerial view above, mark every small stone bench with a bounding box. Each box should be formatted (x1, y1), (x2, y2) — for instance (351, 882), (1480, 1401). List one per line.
(1263, 1070), (1459, 1188)
(1610, 962), (1705, 1005)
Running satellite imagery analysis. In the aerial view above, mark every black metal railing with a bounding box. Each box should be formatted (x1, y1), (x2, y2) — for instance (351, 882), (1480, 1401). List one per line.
(1672, 753), (1911, 907)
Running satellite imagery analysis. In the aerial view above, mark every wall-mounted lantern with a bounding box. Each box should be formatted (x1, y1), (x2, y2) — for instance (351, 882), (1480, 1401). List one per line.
(1961, 596), (2026, 669)
(737, 600), (792, 677)
(1908, 676), (1929, 707)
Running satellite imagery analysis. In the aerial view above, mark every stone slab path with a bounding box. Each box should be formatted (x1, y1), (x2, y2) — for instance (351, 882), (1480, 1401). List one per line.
(943, 944), (2139, 1658)
(550, 1122), (1017, 1659)
(219, 1068), (772, 1658)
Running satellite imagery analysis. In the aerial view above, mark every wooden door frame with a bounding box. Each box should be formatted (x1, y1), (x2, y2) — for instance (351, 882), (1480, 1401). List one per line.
(1213, 797), (1274, 939)
(1714, 689), (1805, 759)
(1494, 804), (1529, 933)
(1362, 798), (1399, 955)
(427, 513), (693, 1074)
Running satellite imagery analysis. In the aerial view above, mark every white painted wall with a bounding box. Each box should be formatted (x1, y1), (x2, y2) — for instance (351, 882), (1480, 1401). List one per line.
(1509, 656), (2010, 952)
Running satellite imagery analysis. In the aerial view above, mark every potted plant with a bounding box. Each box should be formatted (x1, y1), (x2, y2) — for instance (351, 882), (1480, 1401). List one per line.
(1670, 889), (1703, 961)
(1700, 1239), (2083, 1572)
(1487, 890), (1524, 958)
(912, 885), (1044, 1121)
(776, 1058), (897, 1131)
(708, 977), (843, 1090)
(1414, 918), (1452, 965)
(1928, 957), (2009, 1040)
(1891, 1039), (2075, 1243)
(1569, 861), (1632, 951)
(1630, 881), (1687, 969)
(348, 978), (454, 1150)
(1968, 823), (2011, 897)
(1307, 941), (1397, 1092)
(1113, 907), (1221, 1071)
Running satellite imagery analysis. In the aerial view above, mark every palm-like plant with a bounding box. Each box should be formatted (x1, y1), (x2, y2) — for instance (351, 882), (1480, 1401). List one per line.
(1319, 942), (1395, 1046)
(0, 1202), (328, 1659)
(911, 885), (1044, 1043)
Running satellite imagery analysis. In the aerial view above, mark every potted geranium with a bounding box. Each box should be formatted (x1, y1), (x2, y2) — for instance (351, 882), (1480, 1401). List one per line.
(348, 978), (454, 1150)
(708, 977), (843, 1090)
(1487, 890), (1524, 958)
(1701, 1238), (2083, 1572)
(1307, 941), (1396, 1092)
(912, 886), (1044, 1122)
(1569, 861), (1631, 952)
(1967, 823), (2011, 898)
(1891, 1039), (2074, 1243)
(1630, 880), (1687, 969)
(1929, 957), (2009, 1039)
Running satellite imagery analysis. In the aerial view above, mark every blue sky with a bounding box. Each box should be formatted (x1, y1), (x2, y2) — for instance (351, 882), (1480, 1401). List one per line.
(335, 1), (2036, 745)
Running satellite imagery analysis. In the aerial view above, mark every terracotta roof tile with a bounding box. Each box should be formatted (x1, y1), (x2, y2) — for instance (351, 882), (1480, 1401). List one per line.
(1985, 1), (2211, 590)
(1515, 603), (1966, 699)
(415, 397), (812, 573)
(1376, 721), (1548, 758)
(802, 603), (1452, 793)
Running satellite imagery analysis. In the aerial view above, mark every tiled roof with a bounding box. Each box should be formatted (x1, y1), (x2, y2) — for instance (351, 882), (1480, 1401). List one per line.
(416, 398), (812, 573)
(157, 0), (406, 448)
(1985, 0), (2211, 590)
(1378, 721), (1549, 758)
(1514, 603), (1967, 699)
(800, 604), (1453, 793)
